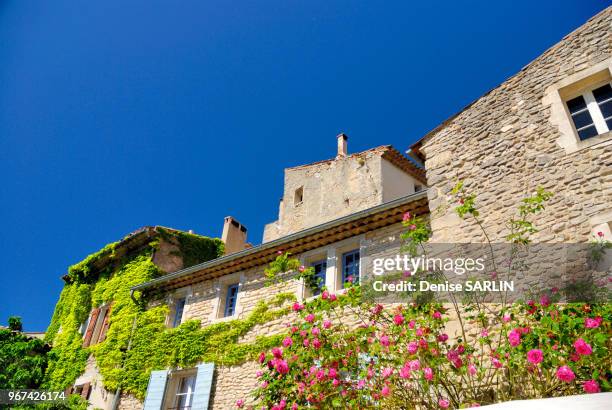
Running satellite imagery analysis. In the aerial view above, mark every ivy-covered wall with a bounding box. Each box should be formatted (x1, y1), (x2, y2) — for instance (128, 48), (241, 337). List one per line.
(43, 228), (225, 397)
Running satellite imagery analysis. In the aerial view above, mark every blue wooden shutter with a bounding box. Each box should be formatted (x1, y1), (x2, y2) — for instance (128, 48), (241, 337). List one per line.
(191, 363), (215, 409)
(143, 370), (168, 410)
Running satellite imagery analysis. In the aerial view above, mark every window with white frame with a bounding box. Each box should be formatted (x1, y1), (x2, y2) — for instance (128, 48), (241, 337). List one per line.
(170, 297), (186, 328)
(223, 284), (239, 317)
(310, 259), (327, 295)
(565, 83), (612, 140)
(166, 373), (196, 410)
(341, 249), (360, 287)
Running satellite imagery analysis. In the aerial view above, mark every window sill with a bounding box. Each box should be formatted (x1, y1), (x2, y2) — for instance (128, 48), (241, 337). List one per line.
(569, 131), (612, 153)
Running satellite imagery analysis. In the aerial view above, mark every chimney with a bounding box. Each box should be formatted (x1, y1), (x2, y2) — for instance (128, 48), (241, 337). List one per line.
(337, 133), (348, 157)
(221, 216), (248, 255)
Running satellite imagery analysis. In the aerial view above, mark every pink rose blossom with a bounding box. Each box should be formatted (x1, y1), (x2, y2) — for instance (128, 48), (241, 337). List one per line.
(408, 320), (416, 329)
(272, 347), (283, 358)
(305, 313), (315, 323)
(321, 290), (329, 300)
(303, 339), (310, 347)
(312, 338), (321, 349)
(236, 399), (245, 408)
(583, 380), (600, 393)
(399, 365), (410, 379)
(585, 317), (603, 328)
(292, 302), (304, 311)
(438, 333), (449, 342)
(323, 319), (332, 329)
(491, 358), (502, 368)
(539, 295), (550, 307)
(380, 335), (390, 347)
(407, 341), (418, 354)
(433, 311), (442, 319)
(508, 329), (521, 347)
(282, 337), (293, 347)
(403, 212), (411, 221)
(481, 329), (489, 337)
(382, 367), (393, 378)
(556, 365), (575, 382)
(275, 360), (289, 374)
(328, 368), (337, 378)
(262, 381), (269, 388)
(439, 398), (450, 408)
(332, 378), (340, 387)
(409, 359), (420, 371)
(423, 367), (433, 381)
(527, 349), (543, 364)
(292, 404), (298, 410)
(311, 327), (320, 336)
(574, 338), (593, 356)
(468, 364), (477, 376)
(357, 379), (366, 389)
(256, 371), (263, 377)
(503, 314), (511, 322)
(394, 314), (404, 325)
(597, 231), (604, 237)
(329, 293), (337, 301)
(381, 385), (391, 397)
(258, 352), (266, 363)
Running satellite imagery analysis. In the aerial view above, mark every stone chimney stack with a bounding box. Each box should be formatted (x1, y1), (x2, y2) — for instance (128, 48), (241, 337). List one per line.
(221, 216), (248, 255)
(337, 133), (348, 157)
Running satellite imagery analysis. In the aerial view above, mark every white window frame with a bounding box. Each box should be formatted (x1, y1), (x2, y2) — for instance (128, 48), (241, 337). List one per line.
(566, 82), (612, 138)
(166, 287), (192, 328)
(210, 272), (245, 321)
(544, 59), (612, 154)
(163, 369), (197, 410)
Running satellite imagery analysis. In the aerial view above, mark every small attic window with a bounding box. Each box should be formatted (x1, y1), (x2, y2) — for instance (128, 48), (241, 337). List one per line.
(294, 186), (304, 206)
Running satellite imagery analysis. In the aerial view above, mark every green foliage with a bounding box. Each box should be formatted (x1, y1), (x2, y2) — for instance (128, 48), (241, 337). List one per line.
(8, 316), (23, 331)
(506, 187), (553, 244)
(400, 211), (431, 256)
(452, 181), (479, 218)
(0, 323), (50, 389)
(66, 241), (120, 283)
(264, 252), (319, 292)
(157, 228), (225, 268)
(121, 292), (295, 399)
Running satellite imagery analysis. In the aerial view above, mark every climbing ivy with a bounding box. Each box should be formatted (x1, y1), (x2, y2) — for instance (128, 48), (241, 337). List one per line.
(44, 230), (298, 400)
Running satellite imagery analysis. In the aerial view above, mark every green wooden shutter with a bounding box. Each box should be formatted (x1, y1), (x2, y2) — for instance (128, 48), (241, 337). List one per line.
(143, 370), (168, 410)
(191, 363), (215, 409)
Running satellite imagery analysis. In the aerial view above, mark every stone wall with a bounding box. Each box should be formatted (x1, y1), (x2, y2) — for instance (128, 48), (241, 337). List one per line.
(421, 8), (612, 244)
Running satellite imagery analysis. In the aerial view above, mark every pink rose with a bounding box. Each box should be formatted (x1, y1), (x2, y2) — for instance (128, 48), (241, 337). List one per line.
(332, 378), (340, 387)
(407, 341), (418, 354)
(574, 338), (593, 356)
(272, 347), (283, 359)
(433, 311), (442, 319)
(583, 379), (600, 393)
(323, 319), (332, 329)
(408, 320), (416, 329)
(527, 349), (543, 364)
(439, 398), (450, 408)
(585, 317), (603, 328)
(328, 368), (337, 378)
(381, 385), (391, 397)
(394, 314), (404, 325)
(312, 338), (321, 349)
(321, 290), (329, 300)
(258, 352), (266, 363)
(597, 231), (604, 237)
(275, 359), (289, 374)
(423, 367), (433, 381)
(416, 328), (424, 337)
(437, 333), (449, 342)
(399, 364), (410, 379)
(539, 295), (550, 307)
(409, 359), (420, 371)
(491, 358), (502, 368)
(329, 293), (337, 301)
(305, 313), (315, 323)
(556, 365), (575, 382)
(403, 212), (411, 221)
(311, 327), (320, 336)
(292, 404), (298, 410)
(481, 329), (488, 337)
(382, 367), (393, 378)
(508, 329), (521, 347)
(502, 314), (511, 323)
(380, 335), (390, 347)
(303, 338), (310, 347)
(292, 302), (304, 311)
(282, 337), (293, 347)
(236, 399), (245, 408)
(468, 364), (477, 375)
(298, 265), (305, 272)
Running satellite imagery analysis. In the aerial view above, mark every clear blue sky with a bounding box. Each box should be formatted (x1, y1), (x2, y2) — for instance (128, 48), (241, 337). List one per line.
(0, 1), (607, 330)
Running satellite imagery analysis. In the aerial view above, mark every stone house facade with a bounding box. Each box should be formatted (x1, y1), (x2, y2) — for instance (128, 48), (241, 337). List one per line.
(64, 7), (611, 410)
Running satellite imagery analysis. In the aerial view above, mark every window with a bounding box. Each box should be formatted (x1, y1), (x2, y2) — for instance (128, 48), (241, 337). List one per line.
(82, 304), (111, 347)
(169, 374), (196, 410)
(171, 298), (186, 328)
(224, 284), (239, 317)
(310, 260), (327, 295)
(341, 249), (360, 286)
(566, 83), (612, 140)
(294, 186), (303, 206)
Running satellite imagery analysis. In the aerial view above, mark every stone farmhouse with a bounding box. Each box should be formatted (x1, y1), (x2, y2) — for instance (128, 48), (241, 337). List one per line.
(55, 7), (610, 410)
